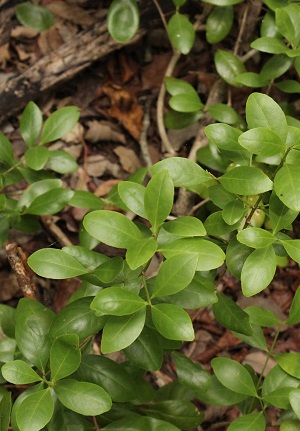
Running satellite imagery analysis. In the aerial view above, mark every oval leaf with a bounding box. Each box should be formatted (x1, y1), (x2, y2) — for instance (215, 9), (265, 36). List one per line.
(274, 164), (300, 211)
(237, 227), (277, 248)
(20, 102), (43, 147)
(50, 334), (81, 381)
(107, 0), (139, 43)
(2, 360), (42, 384)
(219, 166), (273, 195)
(16, 389), (54, 431)
(151, 303), (194, 341)
(167, 13), (195, 54)
(40, 106), (80, 144)
(91, 287), (147, 316)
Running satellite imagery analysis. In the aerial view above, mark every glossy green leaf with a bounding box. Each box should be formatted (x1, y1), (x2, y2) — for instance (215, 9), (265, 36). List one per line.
(93, 257), (124, 283)
(219, 166), (273, 195)
(126, 237), (157, 270)
(91, 287), (146, 316)
(276, 4), (300, 47)
(207, 103), (242, 125)
(237, 227), (277, 248)
(28, 248), (88, 278)
(16, 388), (54, 431)
(274, 164), (300, 211)
(196, 375), (248, 406)
(0, 391), (11, 431)
(246, 92), (288, 142)
(24, 146), (49, 170)
(206, 6), (233, 43)
(241, 245), (277, 296)
(49, 297), (105, 342)
(238, 128), (285, 157)
(152, 254), (198, 298)
(54, 379), (112, 416)
(46, 401), (94, 431)
(46, 150), (78, 174)
(205, 123), (242, 151)
(151, 303), (194, 341)
(276, 80), (300, 93)
(101, 309), (146, 354)
(212, 357), (257, 396)
(287, 286), (300, 325)
(245, 305), (280, 327)
(232, 323), (268, 351)
(251, 36), (288, 54)
(0, 132), (15, 165)
(227, 412), (266, 431)
(25, 188), (74, 215)
(172, 351), (211, 393)
(16, 2), (54, 31)
(169, 93), (203, 113)
(83, 210), (143, 249)
(164, 110), (202, 129)
(289, 389), (300, 420)
(167, 13), (195, 55)
(20, 102), (43, 147)
(69, 190), (104, 209)
(0, 304), (16, 339)
(162, 216), (206, 236)
(208, 184), (236, 209)
(2, 360), (42, 384)
(280, 240), (300, 264)
(214, 50), (246, 87)
(165, 77), (198, 97)
(235, 72), (269, 88)
(17, 179), (61, 210)
(274, 352), (300, 379)
(124, 326), (163, 371)
(102, 415), (181, 431)
(159, 238), (225, 271)
(15, 298), (55, 371)
(40, 106), (80, 144)
(269, 192), (298, 234)
(222, 198), (246, 225)
(260, 54), (293, 80)
(144, 170), (174, 231)
(107, 0), (139, 43)
(149, 157), (211, 194)
(212, 292), (253, 335)
(118, 181), (147, 218)
(50, 334), (80, 381)
(62, 245), (108, 271)
(262, 365), (300, 407)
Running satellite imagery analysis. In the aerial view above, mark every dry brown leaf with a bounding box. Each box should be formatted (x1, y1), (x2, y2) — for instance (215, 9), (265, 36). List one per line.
(95, 179), (121, 197)
(47, 1), (95, 26)
(38, 27), (64, 54)
(113, 146), (142, 173)
(63, 122), (84, 144)
(86, 154), (123, 178)
(85, 121), (126, 144)
(11, 26), (39, 39)
(142, 52), (172, 89)
(243, 351), (276, 376)
(0, 44), (10, 68)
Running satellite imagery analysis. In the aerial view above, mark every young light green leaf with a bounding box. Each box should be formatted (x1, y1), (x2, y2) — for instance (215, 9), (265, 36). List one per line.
(212, 292), (253, 336)
(205, 123), (242, 151)
(238, 128), (285, 157)
(165, 77), (200, 97)
(16, 388), (54, 431)
(46, 150), (78, 174)
(25, 189), (74, 215)
(24, 147), (49, 170)
(219, 166), (273, 195)
(50, 334), (81, 381)
(206, 6), (233, 44)
(237, 227), (277, 249)
(152, 254), (198, 298)
(28, 248), (88, 278)
(167, 13), (195, 55)
(172, 352), (211, 393)
(235, 72), (269, 88)
(222, 198), (246, 225)
(16, 3), (54, 32)
(126, 236), (157, 270)
(280, 240), (300, 264)
(250, 36), (288, 54)
(214, 50), (246, 87)
(69, 190), (104, 209)
(91, 287), (146, 316)
(83, 210), (143, 249)
(151, 303), (194, 341)
(144, 170), (174, 231)
(227, 412), (266, 431)
(287, 286), (300, 325)
(207, 103), (242, 125)
(212, 357), (257, 396)
(274, 352), (300, 379)
(54, 379), (112, 416)
(241, 245), (277, 296)
(162, 216), (206, 236)
(118, 181), (147, 218)
(274, 164), (300, 211)
(101, 309), (146, 354)
(20, 101), (43, 147)
(40, 106), (80, 144)
(2, 360), (42, 384)
(0, 132), (15, 164)
(107, 0), (139, 43)
(269, 192), (298, 234)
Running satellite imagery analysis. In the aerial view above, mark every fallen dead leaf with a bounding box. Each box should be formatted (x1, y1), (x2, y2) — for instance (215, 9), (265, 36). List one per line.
(0, 44), (10, 68)
(47, 1), (95, 26)
(243, 351), (276, 376)
(113, 146), (142, 173)
(85, 120), (126, 144)
(38, 26), (64, 54)
(95, 179), (121, 197)
(86, 154), (123, 178)
(11, 26), (39, 39)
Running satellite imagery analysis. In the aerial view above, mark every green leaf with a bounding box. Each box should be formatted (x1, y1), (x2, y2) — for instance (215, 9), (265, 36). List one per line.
(15, 298), (55, 371)
(212, 292), (253, 336)
(260, 54), (293, 80)
(0, 304), (16, 339)
(214, 50), (246, 87)
(262, 365), (300, 407)
(246, 92), (288, 142)
(16, 2), (54, 31)
(2, 360), (42, 384)
(25, 146), (49, 170)
(17, 179), (62, 210)
(208, 184), (236, 208)
(69, 190), (104, 209)
(235, 72), (269, 88)
(151, 303), (194, 341)
(238, 128), (285, 157)
(164, 110), (202, 129)
(289, 389), (300, 420)
(124, 326), (163, 371)
(169, 94), (203, 113)
(241, 245), (277, 296)
(276, 4), (300, 47)
(107, 0), (139, 43)
(197, 375), (248, 406)
(0, 337), (16, 363)
(280, 239), (300, 264)
(54, 379), (112, 416)
(232, 323), (268, 351)
(172, 352), (211, 394)
(227, 412), (266, 431)
(152, 254), (198, 298)
(0, 391), (11, 431)
(219, 166), (273, 195)
(251, 36), (288, 54)
(50, 334), (81, 381)
(25, 188), (74, 215)
(276, 80), (300, 93)
(16, 388), (54, 431)
(274, 352), (300, 379)
(245, 305), (280, 327)
(202, 0), (243, 4)
(20, 102), (43, 147)
(144, 170), (174, 231)
(46, 150), (78, 174)
(28, 248), (88, 279)
(118, 182), (147, 218)
(162, 216), (206, 236)
(49, 297), (105, 343)
(205, 123), (242, 151)
(172, 0), (187, 6)
(93, 257), (124, 283)
(269, 191), (298, 234)
(101, 309), (146, 354)
(280, 420), (300, 431)
(274, 164), (300, 211)
(62, 245), (108, 271)
(237, 227), (277, 248)
(83, 210), (143, 249)
(167, 13), (195, 54)
(159, 238), (225, 271)
(222, 198), (246, 225)
(77, 355), (136, 402)
(126, 237), (157, 270)
(212, 357), (257, 396)
(40, 106), (80, 144)
(207, 103), (242, 125)
(91, 287), (146, 316)
(206, 6), (233, 43)
(102, 415), (181, 431)
(0, 132), (14, 164)
(287, 286), (300, 325)
(149, 157), (211, 194)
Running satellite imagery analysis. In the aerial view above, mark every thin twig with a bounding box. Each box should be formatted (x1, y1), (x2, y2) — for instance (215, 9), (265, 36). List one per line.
(40, 215), (73, 247)
(233, 2), (250, 56)
(139, 96), (154, 167)
(152, 0), (169, 33)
